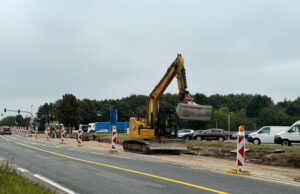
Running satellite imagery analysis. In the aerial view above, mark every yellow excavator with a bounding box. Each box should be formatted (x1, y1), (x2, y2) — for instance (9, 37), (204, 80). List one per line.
(123, 54), (212, 153)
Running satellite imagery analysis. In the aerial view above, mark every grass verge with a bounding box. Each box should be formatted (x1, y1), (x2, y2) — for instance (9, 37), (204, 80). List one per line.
(0, 162), (55, 194)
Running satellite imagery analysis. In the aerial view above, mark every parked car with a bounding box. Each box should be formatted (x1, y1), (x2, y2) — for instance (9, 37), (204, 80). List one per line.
(193, 128), (227, 142)
(274, 120), (300, 146)
(177, 129), (194, 139)
(0, 127), (12, 135)
(247, 126), (289, 145)
(192, 130), (204, 140)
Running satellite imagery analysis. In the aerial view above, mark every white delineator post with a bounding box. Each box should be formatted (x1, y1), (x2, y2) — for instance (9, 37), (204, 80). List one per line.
(46, 127), (50, 141)
(111, 126), (117, 151)
(237, 125), (245, 171)
(77, 127), (83, 145)
(61, 126), (66, 143)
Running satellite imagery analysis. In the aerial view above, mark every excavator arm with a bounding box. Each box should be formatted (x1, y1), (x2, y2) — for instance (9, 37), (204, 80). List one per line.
(147, 54), (212, 128)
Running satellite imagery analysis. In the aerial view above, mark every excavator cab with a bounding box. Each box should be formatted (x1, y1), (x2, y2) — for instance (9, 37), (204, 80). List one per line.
(155, 103), (212, 138)
(156, 108), (178, 138)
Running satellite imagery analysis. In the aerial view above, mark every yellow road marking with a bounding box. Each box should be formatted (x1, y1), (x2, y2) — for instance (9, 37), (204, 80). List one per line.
(13, 140), (228, 194)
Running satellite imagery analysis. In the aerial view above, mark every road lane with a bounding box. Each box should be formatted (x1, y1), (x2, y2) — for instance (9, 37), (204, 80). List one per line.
(0, 135), (299, 194)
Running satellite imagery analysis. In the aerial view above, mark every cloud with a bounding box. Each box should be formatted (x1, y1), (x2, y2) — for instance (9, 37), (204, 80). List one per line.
(0, 0), (300, 113)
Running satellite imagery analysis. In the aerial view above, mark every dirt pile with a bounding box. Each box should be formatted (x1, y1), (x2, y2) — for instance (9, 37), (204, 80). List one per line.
(188, 147), (300, 168)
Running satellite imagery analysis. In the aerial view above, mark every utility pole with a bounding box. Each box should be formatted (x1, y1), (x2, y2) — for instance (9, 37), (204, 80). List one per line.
(228, 112), (233, 140)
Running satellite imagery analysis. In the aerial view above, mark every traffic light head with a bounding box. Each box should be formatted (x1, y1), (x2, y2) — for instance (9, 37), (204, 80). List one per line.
(4, 108), (6, 112)
(18, 109), (20, 114)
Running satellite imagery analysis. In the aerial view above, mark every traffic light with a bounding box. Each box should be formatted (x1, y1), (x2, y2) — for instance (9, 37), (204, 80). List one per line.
(18, 109), (20, 114)
(4, 108), (6, 112)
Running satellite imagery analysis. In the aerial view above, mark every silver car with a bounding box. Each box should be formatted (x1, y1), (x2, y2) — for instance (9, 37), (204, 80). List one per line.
(178, 129), (195, 139)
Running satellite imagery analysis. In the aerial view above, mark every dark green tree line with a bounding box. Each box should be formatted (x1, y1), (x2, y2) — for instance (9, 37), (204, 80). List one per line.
(27, 93), (300, 131)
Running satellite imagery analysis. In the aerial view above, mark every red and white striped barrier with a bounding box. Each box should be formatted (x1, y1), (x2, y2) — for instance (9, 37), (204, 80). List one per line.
(237, 126), (245, 171)
(46, 128), (50, 141)
(61, 127), (66, 143)
(227, 125), (249, 175)
(111, 126), (117, 151)
(77, 128), (83, 145)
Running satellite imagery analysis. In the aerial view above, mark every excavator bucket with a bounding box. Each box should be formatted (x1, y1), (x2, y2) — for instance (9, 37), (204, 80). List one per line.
(176, 103), (212, 121)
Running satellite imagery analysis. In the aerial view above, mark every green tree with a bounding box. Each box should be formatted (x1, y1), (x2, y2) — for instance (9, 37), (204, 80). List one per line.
(246, 95), (273, 118)
(36, 103), (56, 130)
(0, 116), (16, 126)
(79, 99), (99, 124)
(193, 93), (208, 105)
(259, 106), (289, 126)
(15, 115), (25, 127)
(56, 94), (80, 128)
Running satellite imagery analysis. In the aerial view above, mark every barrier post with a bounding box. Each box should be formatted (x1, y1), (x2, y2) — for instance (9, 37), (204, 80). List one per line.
(110, 126), (118, 153)
(227, 125), (250, 175)
(237, 126), (245, 171)
(46, 127), (50, 141)
(77, 124), (83, 146)
(61, 125), (66, 144)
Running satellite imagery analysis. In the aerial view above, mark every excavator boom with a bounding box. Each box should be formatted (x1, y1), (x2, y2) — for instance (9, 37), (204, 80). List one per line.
(147, 54), (212, 125)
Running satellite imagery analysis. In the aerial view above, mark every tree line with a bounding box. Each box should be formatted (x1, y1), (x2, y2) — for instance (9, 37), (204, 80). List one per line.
(1, 93), (300, 132)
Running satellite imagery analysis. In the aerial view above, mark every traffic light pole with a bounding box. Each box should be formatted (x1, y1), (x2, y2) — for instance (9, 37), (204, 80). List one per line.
(4, 108), (33, 117)
(4, 108), (34, 129)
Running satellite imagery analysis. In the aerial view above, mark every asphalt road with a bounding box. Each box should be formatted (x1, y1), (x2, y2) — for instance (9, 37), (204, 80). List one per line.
(0, 135), (299, 194)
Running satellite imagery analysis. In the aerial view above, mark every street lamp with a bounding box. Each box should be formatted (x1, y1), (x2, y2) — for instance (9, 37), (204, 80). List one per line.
(228, 112), (233, 140)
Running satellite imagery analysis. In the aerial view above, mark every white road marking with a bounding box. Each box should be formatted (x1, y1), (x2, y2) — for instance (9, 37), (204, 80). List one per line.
(34, 174), (77, 194)
(17, 167), (29, 173)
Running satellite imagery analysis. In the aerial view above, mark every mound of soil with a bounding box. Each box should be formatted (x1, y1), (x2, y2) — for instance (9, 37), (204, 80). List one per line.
(188, 147), (300, 168)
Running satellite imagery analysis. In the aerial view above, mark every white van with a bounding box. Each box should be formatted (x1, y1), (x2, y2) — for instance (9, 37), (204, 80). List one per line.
(274, 120), (300, 146)
(247, 126), (289, 145)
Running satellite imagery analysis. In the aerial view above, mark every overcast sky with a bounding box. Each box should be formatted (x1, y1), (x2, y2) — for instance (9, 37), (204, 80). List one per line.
(1, 0), (300, 116)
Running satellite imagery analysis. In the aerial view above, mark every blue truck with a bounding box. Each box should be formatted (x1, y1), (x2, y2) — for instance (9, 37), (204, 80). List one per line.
(87, 122), (129, 133)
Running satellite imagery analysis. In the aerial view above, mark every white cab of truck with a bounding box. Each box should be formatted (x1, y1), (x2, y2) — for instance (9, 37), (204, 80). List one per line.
(87, 123), (95, 132)
(248, 126), (289, 145)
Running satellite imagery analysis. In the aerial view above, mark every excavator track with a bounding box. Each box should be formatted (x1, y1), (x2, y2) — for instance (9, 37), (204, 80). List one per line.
(123, 139), (186, 155)
(123, 140), (152, 154)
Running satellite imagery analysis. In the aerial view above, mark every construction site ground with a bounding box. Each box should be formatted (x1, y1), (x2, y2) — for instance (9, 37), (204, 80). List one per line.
(26, 134), (300, 187)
